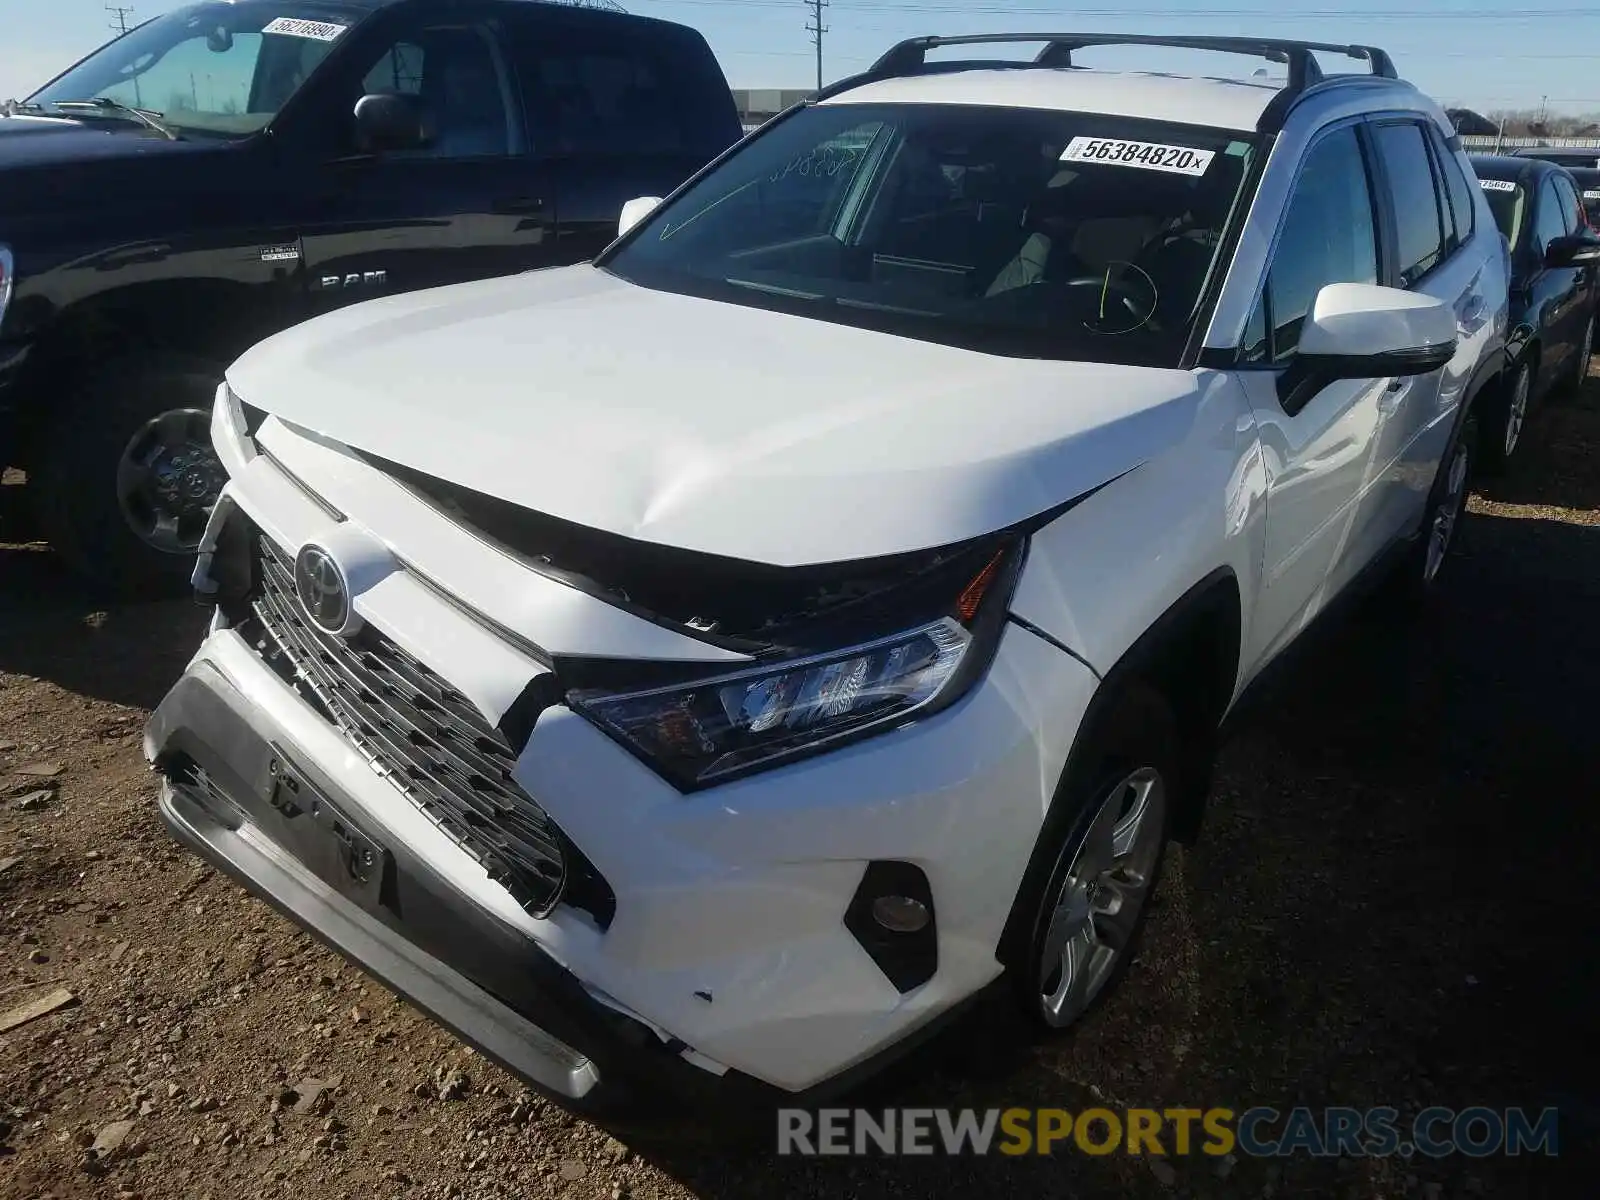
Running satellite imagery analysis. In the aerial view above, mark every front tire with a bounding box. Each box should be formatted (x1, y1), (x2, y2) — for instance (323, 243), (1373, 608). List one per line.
(1008, 681), (1178, 1032)
(30, 352), (225, 599)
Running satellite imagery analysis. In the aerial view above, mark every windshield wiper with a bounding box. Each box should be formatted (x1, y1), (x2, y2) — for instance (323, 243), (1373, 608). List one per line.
(1, 99), (50, 117)
(49, 98), (178, 140)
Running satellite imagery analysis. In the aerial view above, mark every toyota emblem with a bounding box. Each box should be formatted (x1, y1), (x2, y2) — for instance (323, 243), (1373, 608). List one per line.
(294, 544), (351, 634)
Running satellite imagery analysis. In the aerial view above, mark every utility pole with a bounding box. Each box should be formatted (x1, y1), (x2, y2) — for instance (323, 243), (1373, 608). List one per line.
(106, 5), (141, 106)
(805, 0), (828, 93)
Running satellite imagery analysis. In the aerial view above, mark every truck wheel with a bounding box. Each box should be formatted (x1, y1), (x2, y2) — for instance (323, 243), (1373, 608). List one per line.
(31, 353), (225, 599)
(1007, 680), (1178, 1032)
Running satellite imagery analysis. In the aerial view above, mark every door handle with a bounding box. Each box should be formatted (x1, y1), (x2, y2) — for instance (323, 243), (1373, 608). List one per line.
(1378, 378), (1407, 414)
(491, 195), (547, 216)
(1459, 293), (1487, 327)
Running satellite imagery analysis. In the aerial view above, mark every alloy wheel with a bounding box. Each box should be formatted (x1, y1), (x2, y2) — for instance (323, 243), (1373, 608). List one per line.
(1504, 365), (1531, 459)
(1037, 766), (1166, 1028)
(1424, 438), (1471, 584)
(115, 407), (226, 554)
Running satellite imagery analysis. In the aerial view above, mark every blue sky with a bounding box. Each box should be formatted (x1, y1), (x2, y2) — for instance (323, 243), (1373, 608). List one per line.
(5, 0), (1600, 114)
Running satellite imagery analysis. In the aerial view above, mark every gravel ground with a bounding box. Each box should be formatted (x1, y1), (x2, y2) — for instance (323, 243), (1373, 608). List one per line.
(2, 382), (1598, 1200)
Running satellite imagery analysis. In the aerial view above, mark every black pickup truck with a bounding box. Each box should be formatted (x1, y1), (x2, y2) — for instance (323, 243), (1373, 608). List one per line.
(0, 0), (741, 595)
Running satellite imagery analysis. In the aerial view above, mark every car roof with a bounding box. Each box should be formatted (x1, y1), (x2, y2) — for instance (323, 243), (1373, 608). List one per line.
(1469, 153), (1546, 183)
(823, 69), (1284, 132)
(820, 65), (1423, 134)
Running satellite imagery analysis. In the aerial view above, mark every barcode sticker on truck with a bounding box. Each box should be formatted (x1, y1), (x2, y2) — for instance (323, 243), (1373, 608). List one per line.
(1479, 178), (1518, 192)
(262, 17), (349, 41)
(1585, 190), (1600, 201)
(1060, 137), (1216, 177)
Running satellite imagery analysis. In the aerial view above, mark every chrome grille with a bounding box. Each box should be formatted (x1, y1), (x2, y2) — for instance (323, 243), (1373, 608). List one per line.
(250, 537), (571, 917)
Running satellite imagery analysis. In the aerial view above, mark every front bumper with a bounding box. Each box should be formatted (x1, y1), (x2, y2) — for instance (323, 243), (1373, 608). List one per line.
(148, 661), (782, 1114)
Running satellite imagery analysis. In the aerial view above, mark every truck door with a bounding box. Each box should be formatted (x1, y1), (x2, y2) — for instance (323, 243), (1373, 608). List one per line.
(285, 4), (558, 318)
(500, 9), (742, 264)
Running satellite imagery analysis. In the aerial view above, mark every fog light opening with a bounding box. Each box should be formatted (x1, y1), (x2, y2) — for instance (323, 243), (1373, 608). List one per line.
(844, 861), (938, 993)
(871, 894), (931, 934)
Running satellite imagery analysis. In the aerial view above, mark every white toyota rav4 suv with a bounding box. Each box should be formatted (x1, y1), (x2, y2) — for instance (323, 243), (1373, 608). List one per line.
(147, 34), (1508, 1118)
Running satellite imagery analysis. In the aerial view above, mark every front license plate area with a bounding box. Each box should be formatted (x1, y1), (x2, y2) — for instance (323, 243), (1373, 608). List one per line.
(264, 750), (389, 911)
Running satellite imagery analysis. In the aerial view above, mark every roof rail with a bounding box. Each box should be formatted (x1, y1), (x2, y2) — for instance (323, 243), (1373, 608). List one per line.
(860, 33), (1397, 100)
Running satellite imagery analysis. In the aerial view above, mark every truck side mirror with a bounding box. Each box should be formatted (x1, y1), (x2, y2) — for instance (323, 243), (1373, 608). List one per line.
(352, 92), (430, 154)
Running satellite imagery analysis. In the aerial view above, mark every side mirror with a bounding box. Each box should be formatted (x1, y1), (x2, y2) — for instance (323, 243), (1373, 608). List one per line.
(1544, 231), (1600, 267)
(352, 92), (430, 154)
(618, 196), (664, 238)
(1279, 282), (1457, 413)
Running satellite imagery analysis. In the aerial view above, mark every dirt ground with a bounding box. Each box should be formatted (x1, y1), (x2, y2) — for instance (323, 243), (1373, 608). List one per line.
(2, 380), (1598, 1200)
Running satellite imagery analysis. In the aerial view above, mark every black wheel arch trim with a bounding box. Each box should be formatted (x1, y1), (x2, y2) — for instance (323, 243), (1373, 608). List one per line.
(998, 566), (1241, 956)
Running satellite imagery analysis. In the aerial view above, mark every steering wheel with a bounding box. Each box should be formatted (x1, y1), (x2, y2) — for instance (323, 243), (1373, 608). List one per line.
(1060, 262), (1161, 335)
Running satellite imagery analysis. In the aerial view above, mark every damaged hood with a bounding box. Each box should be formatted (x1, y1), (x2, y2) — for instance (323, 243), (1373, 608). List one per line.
(228, 265), (1201, 565)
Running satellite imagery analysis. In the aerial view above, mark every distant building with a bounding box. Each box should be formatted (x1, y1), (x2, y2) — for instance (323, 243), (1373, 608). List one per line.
(733, 88), (813, 129)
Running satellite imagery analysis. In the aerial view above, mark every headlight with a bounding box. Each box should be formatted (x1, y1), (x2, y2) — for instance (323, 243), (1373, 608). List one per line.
(569, 540), (1022, 789)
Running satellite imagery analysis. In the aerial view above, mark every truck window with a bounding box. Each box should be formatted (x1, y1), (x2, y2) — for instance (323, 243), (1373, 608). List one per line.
(345, 22), (523, 159)
(510, 21), (731, 159)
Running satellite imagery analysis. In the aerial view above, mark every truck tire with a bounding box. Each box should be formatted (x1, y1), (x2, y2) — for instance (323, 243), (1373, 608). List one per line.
(31, 352), (225, 599)
(1005, 679), (1178, 1033)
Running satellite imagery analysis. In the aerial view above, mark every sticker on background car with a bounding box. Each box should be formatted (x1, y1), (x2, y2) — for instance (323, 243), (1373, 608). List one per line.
(1480, 178), (1518, 191)
(261, 17), (348, 41)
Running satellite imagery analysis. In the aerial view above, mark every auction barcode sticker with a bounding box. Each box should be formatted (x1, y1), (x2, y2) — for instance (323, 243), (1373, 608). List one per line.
(1585, 189), (1600, 200)
(1479, 178), (1518, 192)
(262, 16), (348, 41)
(1061, 136), (1216, 177)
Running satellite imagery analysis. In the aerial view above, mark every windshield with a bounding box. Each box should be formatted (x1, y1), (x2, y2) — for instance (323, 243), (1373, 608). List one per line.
(1479, 178), (1528, 248)
(28, 1), (367, 137)
(602, 102), (1259, 365)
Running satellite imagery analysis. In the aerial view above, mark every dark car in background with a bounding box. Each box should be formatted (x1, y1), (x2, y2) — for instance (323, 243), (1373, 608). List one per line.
(1512, 145), (1600, 170)
(1469, 154), (1600, 469)
(0, 0), (742, 597)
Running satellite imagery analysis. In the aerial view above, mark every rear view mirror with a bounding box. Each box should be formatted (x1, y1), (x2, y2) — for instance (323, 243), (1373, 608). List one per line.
(618, 196), (664, 238)
(1544, 232), (1600, 267)
(1279, 282), (1457, 413)
(353, 92), (430, 154)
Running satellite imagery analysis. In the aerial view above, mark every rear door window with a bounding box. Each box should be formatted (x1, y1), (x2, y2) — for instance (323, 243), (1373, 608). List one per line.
(1429, 126), (1476, 250)
(1372, 121), (1447, 286)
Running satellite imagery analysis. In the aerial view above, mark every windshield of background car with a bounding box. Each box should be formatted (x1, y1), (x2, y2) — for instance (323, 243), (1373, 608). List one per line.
(28, 1), (367, 137)
(602, 102), (1260, 365)
(1478, 176), (1528, 249)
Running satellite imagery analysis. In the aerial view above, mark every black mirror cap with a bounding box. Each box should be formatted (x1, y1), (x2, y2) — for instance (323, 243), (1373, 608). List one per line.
(1277, 340), (1457, 415)
(1544, 232), (1600, 268)
(352, 92), (431, 154)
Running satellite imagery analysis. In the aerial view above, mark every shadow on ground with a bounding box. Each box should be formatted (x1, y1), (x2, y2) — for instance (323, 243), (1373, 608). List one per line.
(1, 479), (206, 710)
